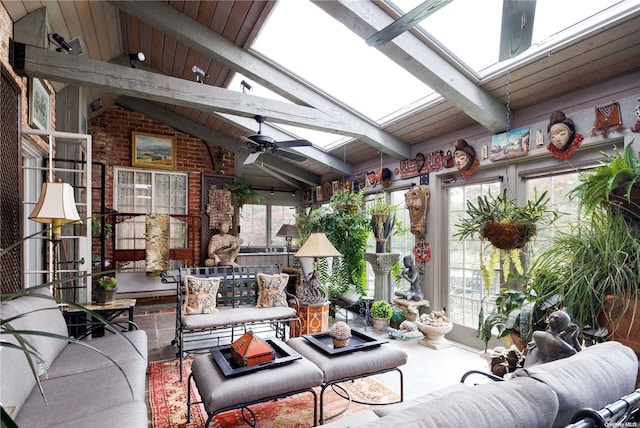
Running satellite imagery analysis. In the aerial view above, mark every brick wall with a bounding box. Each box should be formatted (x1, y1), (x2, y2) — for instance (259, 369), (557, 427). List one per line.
(88, 105), (235, 264)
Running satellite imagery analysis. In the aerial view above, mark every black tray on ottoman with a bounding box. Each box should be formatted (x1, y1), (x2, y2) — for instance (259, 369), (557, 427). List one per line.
(210, 338), (301, 377)
(302, 329), (388, 355)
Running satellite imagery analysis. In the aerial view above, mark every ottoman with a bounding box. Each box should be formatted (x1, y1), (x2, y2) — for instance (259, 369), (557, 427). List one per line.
(188, 352), (324, 427)
(287, 336), (408, 424)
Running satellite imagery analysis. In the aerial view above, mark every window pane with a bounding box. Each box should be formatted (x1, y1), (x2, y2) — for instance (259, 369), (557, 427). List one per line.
(240, 204), (267, 247)
(271, 205), (296, 248)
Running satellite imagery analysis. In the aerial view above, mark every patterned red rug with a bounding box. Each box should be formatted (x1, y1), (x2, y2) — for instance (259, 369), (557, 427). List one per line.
(149, 357), (400, 428)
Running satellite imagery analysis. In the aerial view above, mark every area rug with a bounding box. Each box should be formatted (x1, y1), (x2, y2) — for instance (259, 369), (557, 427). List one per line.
(149, 357), (400, 428)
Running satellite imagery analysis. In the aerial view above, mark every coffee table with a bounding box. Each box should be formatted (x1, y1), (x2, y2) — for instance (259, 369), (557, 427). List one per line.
(287, 333), (407, 424)
(187, 338), (323, 427)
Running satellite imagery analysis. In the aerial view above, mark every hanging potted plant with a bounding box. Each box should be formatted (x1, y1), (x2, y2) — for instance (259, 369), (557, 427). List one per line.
(569, 142), (640, 220)
(454, 189), (558, 288)
(368, 195), (397, 253)
(225, 177), (262, 209)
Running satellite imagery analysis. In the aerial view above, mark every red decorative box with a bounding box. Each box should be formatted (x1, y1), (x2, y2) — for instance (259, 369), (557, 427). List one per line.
(230, 331), (275, 367)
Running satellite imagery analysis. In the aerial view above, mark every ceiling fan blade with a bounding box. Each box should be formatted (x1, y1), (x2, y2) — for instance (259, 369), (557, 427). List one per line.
(366, 0), (452, 47)
(243, 151), (263, 165)
(276, 139), (312, 148)
(273, 150), (307, 163)
(499, 0), (536, 61)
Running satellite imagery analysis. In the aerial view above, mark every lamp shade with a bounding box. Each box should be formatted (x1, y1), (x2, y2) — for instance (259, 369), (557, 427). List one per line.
(294, 233), (342, 258)
(276, 224), (299, 239)
(29, 181), (81, 225)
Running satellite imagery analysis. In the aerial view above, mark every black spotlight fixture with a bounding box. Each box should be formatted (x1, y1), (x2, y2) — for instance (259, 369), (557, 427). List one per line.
(129, 51), (145, 68)
(192, 65), (207, 83)
(241, 80), (252, 93)
(48, 33), (72, 52)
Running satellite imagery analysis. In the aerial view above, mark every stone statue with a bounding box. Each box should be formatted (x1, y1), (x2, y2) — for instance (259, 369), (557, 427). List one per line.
(404, 184), (430, 237)
(204, 222), (243, 267)
(394, 255), (423, 301)
(524, 310), (582, 367)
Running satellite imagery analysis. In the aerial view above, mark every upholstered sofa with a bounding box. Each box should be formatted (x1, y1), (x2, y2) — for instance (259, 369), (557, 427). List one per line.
(0, 289), (148, 427)
(323, 341), (639, 428)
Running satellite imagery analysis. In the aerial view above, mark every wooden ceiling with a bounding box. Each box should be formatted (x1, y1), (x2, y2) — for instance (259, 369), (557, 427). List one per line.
(4, 0), (640, 190)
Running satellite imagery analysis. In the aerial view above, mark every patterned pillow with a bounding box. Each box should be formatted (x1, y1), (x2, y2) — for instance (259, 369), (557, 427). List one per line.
(256, 273), (289, 308)
(183, 275), (221, 315)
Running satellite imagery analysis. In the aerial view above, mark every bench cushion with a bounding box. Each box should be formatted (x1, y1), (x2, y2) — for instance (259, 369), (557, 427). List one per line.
(182, 306), (297, 330)
(183, 275), (221, 315)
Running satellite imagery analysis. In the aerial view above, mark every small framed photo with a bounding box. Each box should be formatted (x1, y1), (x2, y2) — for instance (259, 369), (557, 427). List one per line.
(29, 78), (51, 130)
(131, 131), (177, 170)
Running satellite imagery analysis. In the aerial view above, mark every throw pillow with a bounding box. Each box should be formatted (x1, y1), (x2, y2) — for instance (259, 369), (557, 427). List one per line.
(256, 273), (289, 308)
(183, 275), (221, 315)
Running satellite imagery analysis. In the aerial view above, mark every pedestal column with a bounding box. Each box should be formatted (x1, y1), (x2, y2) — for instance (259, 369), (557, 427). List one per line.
(364, 253), (399, 302)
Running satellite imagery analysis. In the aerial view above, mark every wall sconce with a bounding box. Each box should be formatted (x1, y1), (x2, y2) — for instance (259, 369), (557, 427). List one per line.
(48, 33), (72, 52)
(192, 65), (207, 83)
(270, 187), (274, 196)
(29, 180), (81, 297)
(294, 233), (342, 304)
(90, 98), (103, 113)
(129, 51), (145, 68)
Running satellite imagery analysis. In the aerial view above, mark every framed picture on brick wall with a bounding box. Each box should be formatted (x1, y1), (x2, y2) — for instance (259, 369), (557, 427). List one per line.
(29, 78), (51, 131)
(131, 131), (177, 170)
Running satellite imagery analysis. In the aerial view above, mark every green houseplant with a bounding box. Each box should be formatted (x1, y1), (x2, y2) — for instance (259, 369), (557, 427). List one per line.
(370, 299), (393, 333)
(454, 189), (559, 288)
(225, 177), (262, 209)
(569, 142), (640, 218)
(368, 194), (397, 253)
(96, 275), (118, 304)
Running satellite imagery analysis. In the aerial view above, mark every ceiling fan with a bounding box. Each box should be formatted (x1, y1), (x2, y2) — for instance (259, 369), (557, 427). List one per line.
(241, 115), (312, 165)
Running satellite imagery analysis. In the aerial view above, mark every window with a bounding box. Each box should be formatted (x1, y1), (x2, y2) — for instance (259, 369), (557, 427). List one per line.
(114, 169), (188, 252)
(447, 181), (501, 329)
(239, 203), (297, 249)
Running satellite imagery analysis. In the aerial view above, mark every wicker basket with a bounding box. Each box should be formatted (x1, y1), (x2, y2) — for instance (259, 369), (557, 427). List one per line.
(482, 221), (535, 250)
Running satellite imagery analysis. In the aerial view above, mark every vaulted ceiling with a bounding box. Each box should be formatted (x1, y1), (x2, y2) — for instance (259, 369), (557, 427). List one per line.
(5, 0), (640, 191)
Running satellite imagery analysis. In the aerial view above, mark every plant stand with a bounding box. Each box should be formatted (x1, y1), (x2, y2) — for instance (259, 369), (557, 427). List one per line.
(364, 253), (400, 302)
(416, 321), (453, 349)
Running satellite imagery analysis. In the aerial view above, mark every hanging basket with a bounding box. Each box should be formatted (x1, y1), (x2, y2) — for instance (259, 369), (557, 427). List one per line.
(610, 185), (640, 222)
(481, 221), (535, 250)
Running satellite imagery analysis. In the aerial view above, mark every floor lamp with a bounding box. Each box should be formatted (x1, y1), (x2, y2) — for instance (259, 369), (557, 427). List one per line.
(29, 180), (81, 299)
(294, 232), (342, 305)
(276, 224), (299, 267)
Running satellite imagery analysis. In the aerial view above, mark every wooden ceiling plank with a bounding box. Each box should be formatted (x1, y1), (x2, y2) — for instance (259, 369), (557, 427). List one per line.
(109, 0), (410, 160)
(150, 27), (165, 71)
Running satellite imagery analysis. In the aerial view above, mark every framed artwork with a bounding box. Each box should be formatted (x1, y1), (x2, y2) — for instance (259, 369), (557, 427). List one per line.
(490, 127), (531, 161)
(131, 131), (177, 170)
(29, 78), (51, 130)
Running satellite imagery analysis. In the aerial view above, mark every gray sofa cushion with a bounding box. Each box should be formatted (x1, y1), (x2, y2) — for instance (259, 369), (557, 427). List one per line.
(1, 288), (69, 372)
(46, 330), (147, 379)
(373, 382), (470, 417)
(512, 341), (638, 427)
(367, 376), (559, 428)
(0, 333), (38, 417)
(14, 361), (147, 427)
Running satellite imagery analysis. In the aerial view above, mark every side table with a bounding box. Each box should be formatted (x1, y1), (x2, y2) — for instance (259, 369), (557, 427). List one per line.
(287, 335), (407, 424)
(294, 302), (330, 336)
(62, 299), (137, 339)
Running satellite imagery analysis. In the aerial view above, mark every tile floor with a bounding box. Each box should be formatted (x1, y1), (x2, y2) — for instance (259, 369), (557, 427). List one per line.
(132, 299), (489, 402)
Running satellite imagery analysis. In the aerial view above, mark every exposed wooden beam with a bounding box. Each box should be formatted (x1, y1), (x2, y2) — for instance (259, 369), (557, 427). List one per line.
(109, 0), (410, 160)
(312, 0), (508, 133)
(114, 96), (319, 187)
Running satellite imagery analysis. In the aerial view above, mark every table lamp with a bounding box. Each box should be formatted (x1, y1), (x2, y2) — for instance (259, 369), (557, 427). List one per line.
(29, 180), (81, 297)
(294, 232), (342, 304)
(276, 224), (299, 267)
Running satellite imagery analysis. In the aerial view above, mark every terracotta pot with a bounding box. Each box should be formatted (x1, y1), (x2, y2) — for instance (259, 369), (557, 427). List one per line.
(602, 295), (640, 357)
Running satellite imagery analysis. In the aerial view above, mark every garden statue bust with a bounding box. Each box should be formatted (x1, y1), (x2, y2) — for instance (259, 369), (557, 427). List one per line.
(205, 222), (243, 266)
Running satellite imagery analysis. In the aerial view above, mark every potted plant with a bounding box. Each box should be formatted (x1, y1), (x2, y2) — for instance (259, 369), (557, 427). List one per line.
(454, 188), (558, 289)
(225, 177), (262, 209)
(96, 275), (118, 305)
(295, 190), (370, 298)
(368, 195), (397, 253)
(528, 207), (640, 355)
(569, 142), (640, 219)
(478, 287), (560, 351)
(370, 300), (393, 333)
